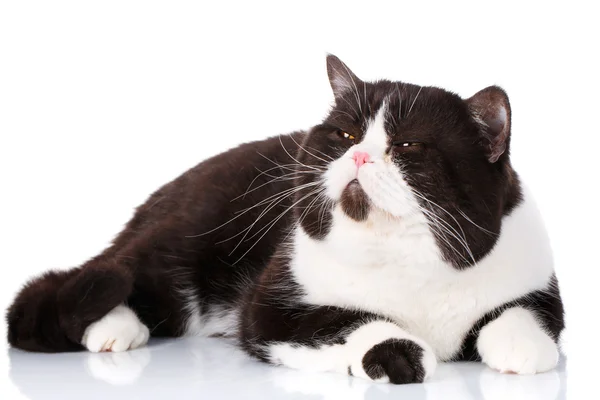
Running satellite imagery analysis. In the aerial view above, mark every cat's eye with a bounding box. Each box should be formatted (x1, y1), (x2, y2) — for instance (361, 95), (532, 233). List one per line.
(391, 141), (424, 154)
(338, 131), (355, 141)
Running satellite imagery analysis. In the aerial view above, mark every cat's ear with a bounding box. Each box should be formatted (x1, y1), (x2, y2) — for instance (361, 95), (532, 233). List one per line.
(326, 54), (362, 99)
(466, 86), (512, 163)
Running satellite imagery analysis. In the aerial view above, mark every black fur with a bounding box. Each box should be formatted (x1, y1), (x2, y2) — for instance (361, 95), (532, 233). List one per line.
(363, 339), (426, 384)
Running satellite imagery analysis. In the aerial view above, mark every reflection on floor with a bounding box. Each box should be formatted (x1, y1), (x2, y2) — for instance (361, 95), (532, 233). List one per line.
(8, 337), (566, 400)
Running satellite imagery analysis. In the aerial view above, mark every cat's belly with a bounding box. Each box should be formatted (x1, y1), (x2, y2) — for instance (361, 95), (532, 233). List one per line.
(290, 193), (555, 360)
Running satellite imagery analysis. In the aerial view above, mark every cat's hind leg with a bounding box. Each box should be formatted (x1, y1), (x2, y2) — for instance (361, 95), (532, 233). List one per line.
(7, 257), (137, 352)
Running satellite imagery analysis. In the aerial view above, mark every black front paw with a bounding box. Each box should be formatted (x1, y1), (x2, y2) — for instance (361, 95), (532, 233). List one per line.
(362, 339), (426, 384)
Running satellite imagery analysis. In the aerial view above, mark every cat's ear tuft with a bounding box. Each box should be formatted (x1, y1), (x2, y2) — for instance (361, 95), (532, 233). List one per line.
(326, 54), (362, 99)
(466, 86), (511, 163)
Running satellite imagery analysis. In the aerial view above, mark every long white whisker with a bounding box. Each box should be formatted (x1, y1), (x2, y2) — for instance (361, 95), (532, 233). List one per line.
(340, 62), (362, 114)
(245, 184), (327, 243)
(288, 134), (333, 164)
(407, 86), (423, 116)
(331, 109), (358, 121)
(232, 187), (323, 265)
(225, 183), (321, 253)
(456, 208), (498, 236)
(421, 207), (476, 264)
(278, 135), (326, 173)
(337, 96), (361, 119)
(234, 182), (320, 215)
(395, 83), (403, 120)
(418, 205), (473, 265)
(241, 162), (320, 200)
(232, 170), (320, 202)
(411, 190), (468, 244)
(257, 151), (325, 173)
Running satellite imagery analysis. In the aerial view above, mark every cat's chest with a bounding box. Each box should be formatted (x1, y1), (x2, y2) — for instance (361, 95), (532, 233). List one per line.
(289, 190), (554, 360)
(290, 218), (477, 359)
(293, 244), (466, 356)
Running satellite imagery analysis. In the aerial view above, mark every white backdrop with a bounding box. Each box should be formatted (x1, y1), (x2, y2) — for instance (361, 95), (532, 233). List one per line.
(1, 1), (598, 398)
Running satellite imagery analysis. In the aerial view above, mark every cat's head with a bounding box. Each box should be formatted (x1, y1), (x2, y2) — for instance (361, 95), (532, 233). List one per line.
(293, 55), (521, 269)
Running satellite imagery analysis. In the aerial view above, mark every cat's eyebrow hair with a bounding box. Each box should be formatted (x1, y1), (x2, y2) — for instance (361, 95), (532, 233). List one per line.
(320, 122), (341, 131)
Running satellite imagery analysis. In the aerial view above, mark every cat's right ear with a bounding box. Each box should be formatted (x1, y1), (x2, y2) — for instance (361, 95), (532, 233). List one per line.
(326, 54), (362, 99)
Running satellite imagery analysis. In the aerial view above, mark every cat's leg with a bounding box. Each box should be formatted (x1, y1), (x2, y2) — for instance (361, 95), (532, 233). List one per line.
(242, 303), (437, 384)
(476, 306), (559, 374)
(472, 276), (564, 374)
(7, 223), (191, 353)
(7, 256), (137, 352)
(6, 255), (142, 353)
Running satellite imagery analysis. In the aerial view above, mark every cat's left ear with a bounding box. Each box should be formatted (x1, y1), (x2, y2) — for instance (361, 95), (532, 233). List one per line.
(326, 54), (363, 99)
(466, 86), (512, 163)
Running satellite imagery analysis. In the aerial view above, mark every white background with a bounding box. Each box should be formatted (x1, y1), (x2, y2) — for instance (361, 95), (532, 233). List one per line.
(1, 1), (598, 398)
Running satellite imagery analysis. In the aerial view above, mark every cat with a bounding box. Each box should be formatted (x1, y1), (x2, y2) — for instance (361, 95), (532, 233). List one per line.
(6, 54), (564, 384)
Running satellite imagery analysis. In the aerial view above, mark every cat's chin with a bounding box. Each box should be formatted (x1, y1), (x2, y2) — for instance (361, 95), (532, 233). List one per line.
(340, 179), (371, 222)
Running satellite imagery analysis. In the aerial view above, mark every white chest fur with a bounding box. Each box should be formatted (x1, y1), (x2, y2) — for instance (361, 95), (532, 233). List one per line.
(290, 188), (554, 360)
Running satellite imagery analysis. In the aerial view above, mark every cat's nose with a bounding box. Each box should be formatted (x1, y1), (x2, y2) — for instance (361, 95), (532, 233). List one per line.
(352, 151), (371, 168)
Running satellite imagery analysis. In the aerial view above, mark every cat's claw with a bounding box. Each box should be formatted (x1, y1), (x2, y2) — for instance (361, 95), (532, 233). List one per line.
(82, 305), (150, 352)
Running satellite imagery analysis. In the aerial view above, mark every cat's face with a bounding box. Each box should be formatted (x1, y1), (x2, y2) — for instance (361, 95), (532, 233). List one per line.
(293, 55), (521, 269)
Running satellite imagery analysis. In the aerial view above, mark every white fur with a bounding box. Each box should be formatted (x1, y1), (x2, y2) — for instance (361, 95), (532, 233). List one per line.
(82, 304), (149, 352)
(184, 303), (239, 337)
(268, 320), (436, 383)
(177, 275), (240, 337)
(477, 307), (559, 374)
(291, 102), (556, 363)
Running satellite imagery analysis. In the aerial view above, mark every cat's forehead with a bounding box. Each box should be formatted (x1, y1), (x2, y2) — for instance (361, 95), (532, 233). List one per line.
(328, 80), (467, 130)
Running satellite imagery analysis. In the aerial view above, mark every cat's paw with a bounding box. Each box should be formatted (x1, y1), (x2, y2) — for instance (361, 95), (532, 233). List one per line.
(82, 305), (149, 352)
(356, 338), (436, 384)
(477, 307), (558, 375)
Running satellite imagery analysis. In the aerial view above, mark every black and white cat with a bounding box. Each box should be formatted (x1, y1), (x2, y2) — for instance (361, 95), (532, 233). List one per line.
(7, 55), (564, 384)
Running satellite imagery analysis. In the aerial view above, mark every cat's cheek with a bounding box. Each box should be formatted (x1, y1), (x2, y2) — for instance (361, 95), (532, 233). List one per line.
(324, 158), (356, 200)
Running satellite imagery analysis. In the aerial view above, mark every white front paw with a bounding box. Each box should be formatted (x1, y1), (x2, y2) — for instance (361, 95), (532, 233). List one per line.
(82, 305), (150, 352)
(477, 307), (558, 374)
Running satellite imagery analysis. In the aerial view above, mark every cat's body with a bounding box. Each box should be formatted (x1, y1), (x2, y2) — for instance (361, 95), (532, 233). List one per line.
(7, 55), (564, 384)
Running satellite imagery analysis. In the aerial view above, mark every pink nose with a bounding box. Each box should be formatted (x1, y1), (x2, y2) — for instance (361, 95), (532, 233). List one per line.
(352, 151), (371, 168)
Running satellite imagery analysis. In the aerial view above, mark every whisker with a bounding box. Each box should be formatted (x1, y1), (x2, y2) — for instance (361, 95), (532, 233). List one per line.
(257, 151), (325, 173)
(232, 187), (324, 265)
(337, 96), (361, 119)
(331, 109), (357, 121)
(340, 62), (363, 115)
(226, 183), (321, 254)
(395, 83), (403, 121)
(288, 134), (333, 164)
(456, 208), (498, 236)
(243, 184), (326, 243)
(241, 162), (317, 200)
(278, 135), (326, 173)
(411, 190), (469, 244)
(186, 182), (318, 238)
(407, 86), (423, 116)
(231, 170), (319, 202)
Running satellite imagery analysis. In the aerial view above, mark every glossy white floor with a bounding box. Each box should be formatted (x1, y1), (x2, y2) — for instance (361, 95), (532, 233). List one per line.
(2, 336), (571, 400)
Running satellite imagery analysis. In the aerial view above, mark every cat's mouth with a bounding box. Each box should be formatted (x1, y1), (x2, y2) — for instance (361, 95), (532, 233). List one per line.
(339, 179), (371, 221)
